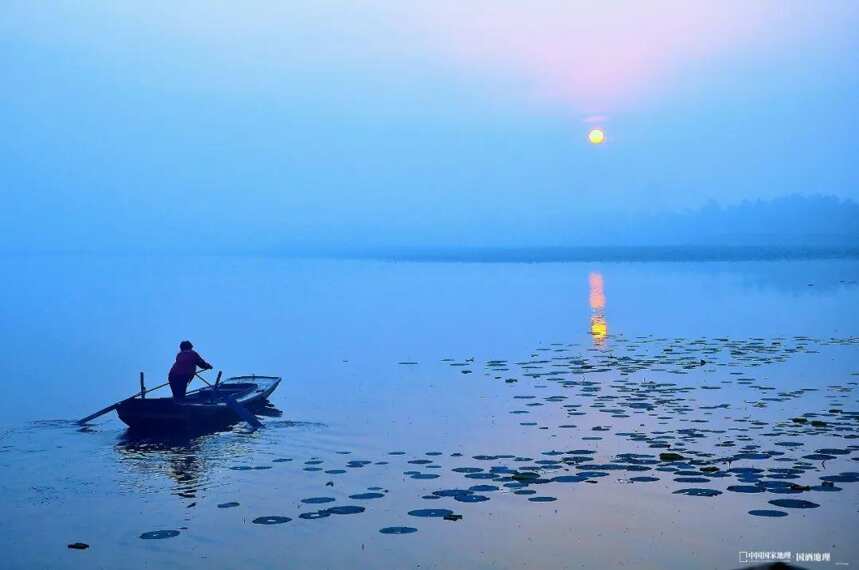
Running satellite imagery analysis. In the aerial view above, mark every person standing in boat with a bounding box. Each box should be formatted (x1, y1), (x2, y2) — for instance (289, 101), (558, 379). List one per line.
(168, 340), (213, 400)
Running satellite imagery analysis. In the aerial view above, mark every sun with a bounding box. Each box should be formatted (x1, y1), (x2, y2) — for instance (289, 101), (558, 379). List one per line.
(588, 128), (605, 145)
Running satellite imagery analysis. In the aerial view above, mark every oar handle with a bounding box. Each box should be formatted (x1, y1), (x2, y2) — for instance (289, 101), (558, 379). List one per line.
(195, 372), (213, 387)
(139, 381), (170, 397)
(195, 370), (223, 388)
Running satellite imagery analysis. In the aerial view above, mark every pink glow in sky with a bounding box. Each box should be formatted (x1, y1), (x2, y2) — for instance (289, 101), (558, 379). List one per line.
(391, 1), (842, 114)
(8, 1), (856, 119)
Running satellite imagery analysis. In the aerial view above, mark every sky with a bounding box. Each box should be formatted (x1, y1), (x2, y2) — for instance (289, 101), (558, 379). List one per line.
(1, 1), (858, 252)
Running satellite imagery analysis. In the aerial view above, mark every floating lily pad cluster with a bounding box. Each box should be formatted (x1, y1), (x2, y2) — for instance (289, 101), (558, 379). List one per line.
(138, 334), (857, 539)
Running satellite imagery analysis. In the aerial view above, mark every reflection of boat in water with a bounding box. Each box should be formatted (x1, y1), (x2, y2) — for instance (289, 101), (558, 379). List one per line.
(117, 375), (281, 433)
(116, 433), (209, 498)
(114, 400), (283, 498)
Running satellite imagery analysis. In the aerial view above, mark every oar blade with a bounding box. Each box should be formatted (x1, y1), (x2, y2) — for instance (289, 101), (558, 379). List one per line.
(222, 395), (264, 429)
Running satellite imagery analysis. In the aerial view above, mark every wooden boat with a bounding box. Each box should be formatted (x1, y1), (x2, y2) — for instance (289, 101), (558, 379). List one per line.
(116, 375), (281, 431)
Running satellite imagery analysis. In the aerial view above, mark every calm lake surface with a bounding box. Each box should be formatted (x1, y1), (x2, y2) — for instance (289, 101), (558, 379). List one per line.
(1, 254), (858, 569)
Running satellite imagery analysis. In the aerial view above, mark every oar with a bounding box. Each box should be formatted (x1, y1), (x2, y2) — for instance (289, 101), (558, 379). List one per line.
(195, 372), (263, 429)
(77, 381), (169, 425)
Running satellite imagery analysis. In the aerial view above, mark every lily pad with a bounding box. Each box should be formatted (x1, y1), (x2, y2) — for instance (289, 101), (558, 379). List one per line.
(455, 494), (489, 503)
(323, 506), (365, 515)
(379, 526), (418, 534)
(252, 516), (292, 525)
(748, 510), (788, 517)
(301, 497), (335, 504)
(768, 499), (819, 509)
(349, 493), (385, 500)
(408, 508), (454, 518)
(140, 530), (180, 539)
(673, 488), (722, 497)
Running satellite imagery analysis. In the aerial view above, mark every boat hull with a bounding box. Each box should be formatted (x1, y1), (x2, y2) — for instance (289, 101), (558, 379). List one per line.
(116, 376), (281, 431)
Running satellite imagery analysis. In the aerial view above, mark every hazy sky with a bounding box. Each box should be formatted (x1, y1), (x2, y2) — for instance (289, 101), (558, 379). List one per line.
(2, 1), (858, 251)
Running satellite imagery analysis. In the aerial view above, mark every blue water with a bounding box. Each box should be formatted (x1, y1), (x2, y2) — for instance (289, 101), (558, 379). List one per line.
(0, 253), (857, 569)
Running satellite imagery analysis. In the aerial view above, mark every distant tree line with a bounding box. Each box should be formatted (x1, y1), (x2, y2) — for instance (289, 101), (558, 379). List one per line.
(589, 194), (859, 247)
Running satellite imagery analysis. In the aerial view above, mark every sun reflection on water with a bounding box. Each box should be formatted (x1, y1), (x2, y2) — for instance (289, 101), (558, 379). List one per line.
(589, 272), (608, 345)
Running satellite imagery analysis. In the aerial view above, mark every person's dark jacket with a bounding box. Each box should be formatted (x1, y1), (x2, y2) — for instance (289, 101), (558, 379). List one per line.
(168, 349), (212, 382)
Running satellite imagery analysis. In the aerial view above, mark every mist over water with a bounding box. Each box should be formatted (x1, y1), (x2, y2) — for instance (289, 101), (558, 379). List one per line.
(2, 253), (857, 424)
(3, 4), (859, 255)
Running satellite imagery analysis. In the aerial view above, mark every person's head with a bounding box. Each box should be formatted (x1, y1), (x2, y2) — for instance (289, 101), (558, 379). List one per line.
(179, 340), (193, 351)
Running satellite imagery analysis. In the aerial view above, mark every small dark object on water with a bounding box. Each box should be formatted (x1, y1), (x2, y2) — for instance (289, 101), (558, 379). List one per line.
(67, 543), (89, 550)
(444, 514), (463, 521)
(659, 452), (685, 461)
